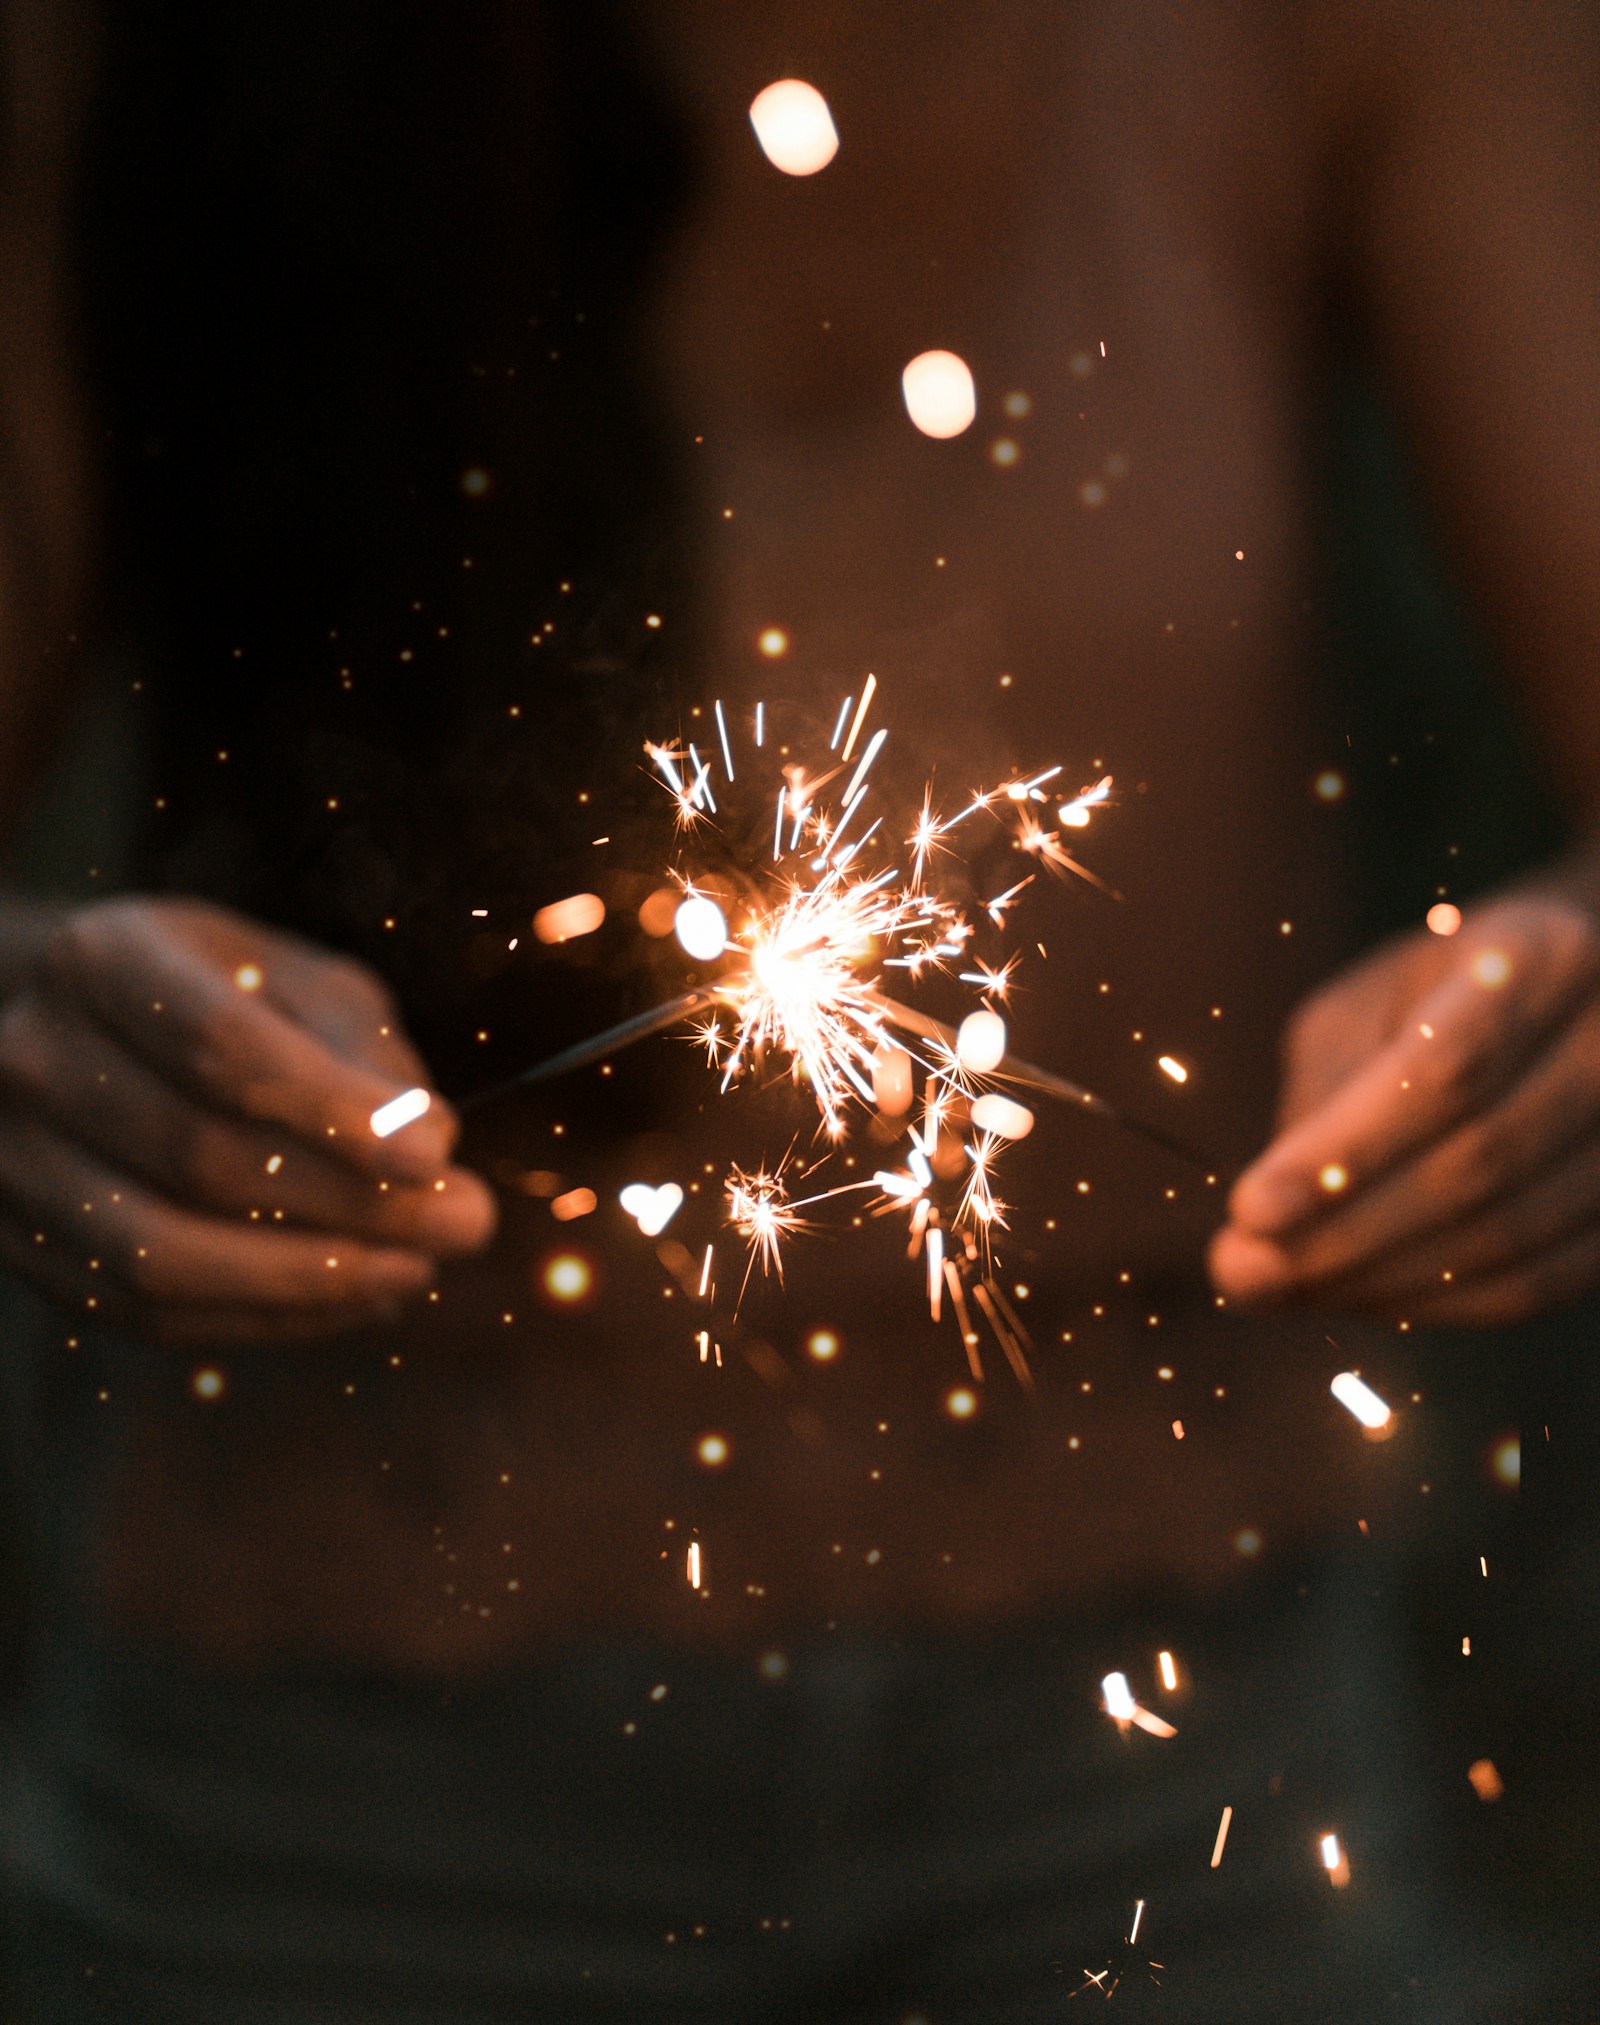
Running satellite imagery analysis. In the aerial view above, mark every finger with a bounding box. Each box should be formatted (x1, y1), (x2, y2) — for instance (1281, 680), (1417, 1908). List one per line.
(42, 908), (454, 1180)
(0, 997), (496, 1255)
(0, 1219), (404, 1345)
(0, 1119), (435, 1312)
(260, 946), (465, 1155)
(1216, 1000), (1600, 1292)
(1231, 916), (1600, 1236)
(1212, 1123), (1600, 1316)
(1397, 1214), (1600, 1329)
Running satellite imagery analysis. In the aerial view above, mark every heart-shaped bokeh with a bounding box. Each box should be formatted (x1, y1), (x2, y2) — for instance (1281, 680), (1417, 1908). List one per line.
(618, 1181), (684, 1237)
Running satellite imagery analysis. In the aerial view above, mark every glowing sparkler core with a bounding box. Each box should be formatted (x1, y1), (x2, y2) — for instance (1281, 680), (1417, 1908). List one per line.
(638, 694), (1117, 1364)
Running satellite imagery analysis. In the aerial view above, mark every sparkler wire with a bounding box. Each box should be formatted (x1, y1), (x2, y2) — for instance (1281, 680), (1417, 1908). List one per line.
(461, 978), (1218, 1173)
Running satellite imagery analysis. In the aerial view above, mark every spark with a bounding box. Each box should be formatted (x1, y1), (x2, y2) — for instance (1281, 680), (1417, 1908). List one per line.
(371, 1087), (431, 1138)
(1331, 1370), (1391, 1430)
(1210, 1805), (1233, 1868)
(726, 1164), (805, 1287)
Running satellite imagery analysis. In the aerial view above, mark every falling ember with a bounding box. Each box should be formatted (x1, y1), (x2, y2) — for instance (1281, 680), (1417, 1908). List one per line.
(1210, 1806), (1233, 1869)
(1331, 1370), (1392, 1431)
(1157, 1650), (1178, 1692)
(1426, 901), (1463, 937)
(1157, 1055), (1188, 1084)
(370, 1087), (431, 1138)
(550, 1186), (597, 1222)
(1467, 1758), (1504, 1802)
(1128, 1900), (1145, 1946)
(533, 892), (606, 944)
(1320, 1833), (1351, 1888)
(902, 349), (976, 438)
(1102, 1671), (1138, 1722)
(748, 79), (839, 176)
(686, 1541), (702, 1589)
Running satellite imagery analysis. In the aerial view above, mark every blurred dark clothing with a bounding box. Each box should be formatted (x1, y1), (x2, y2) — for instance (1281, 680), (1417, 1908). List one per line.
(7, 1549), (1590, 2025)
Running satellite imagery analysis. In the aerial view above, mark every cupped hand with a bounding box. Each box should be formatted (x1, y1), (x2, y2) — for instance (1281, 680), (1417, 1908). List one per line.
(1208, 892), (1600, 1326)
(0, 897), (497, 1343)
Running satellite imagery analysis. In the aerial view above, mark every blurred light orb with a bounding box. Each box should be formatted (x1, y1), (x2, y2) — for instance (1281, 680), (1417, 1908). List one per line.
(696, 1431), (730, 1468)
(806, 1328), (841, 1362)
(757, 626), (790, 658)
(637, 887), (679, 937)
(956, 1008), (1007, 1074)
(902, 350), (976, 439)
(541, 1252), (593, 1304)
(1426, 902), (1462, 938)
(674, 895), (729, 963)
(1489, 1433), (1520, 1487)
(970, 1092), (1034, 1139)
(534, 892), (605, 944)
(748, 79), (839, 176)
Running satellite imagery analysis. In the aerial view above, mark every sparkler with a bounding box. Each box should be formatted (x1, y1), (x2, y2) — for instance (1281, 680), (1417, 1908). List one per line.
(451, 688), (1209, 1368)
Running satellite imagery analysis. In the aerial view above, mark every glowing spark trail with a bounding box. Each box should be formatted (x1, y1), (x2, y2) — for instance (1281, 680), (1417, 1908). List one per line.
(460, 689), (1213, 1366)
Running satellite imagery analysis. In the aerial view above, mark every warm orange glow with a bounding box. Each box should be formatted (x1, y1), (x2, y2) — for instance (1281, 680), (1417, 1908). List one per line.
(534, 892), (605, 944)
(540, 1252), (593, 1304)
(638, 887), (679, 937)
(550, 1187), (596, 1223)
(1426, 902), (1462, 937)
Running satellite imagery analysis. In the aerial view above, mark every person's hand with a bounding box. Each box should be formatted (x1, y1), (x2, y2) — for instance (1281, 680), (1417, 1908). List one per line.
(0, 897), (496, 1343)
(1208, 892), (1600, 1326)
